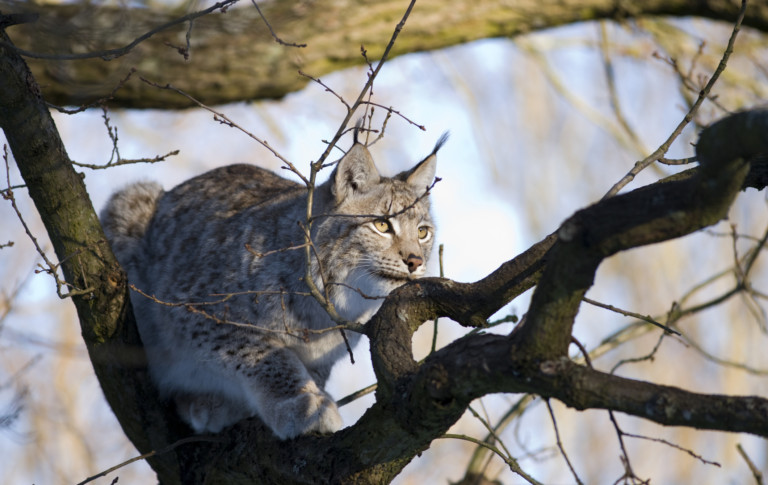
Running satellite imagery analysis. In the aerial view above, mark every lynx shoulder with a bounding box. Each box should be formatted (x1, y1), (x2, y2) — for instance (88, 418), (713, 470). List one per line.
(100, 133), (447, 439)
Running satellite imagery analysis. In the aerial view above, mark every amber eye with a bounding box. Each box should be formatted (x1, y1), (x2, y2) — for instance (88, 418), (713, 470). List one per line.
(373, 220), (391, 233)
(418, 226), (429, 240)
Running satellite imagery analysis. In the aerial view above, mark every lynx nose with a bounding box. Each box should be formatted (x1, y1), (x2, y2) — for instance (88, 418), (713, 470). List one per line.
(404, 254), (423, 273)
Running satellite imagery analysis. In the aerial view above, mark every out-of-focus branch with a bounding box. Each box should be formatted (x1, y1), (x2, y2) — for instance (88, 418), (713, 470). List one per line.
(1, 0), (767, 109)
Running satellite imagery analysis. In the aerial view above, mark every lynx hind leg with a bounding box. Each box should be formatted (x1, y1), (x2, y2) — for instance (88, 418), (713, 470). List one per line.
(249, 348), (342, 440)
(175, 392), (251, 434)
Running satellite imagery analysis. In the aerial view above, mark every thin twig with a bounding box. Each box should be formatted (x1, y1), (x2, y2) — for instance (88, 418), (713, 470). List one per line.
(2, 146), (94, 298)
(610, 331), (667, 374)
(598, 21), (646, 154)
(76, 436), (226, 485)
(48, 68), (139, 115)
(5, 0), (239, 61)
(623, 432), (721, 468)
(601, 0), (747, 199)
(545, 400), (584, 485)
(129, 284), (360, 337)
(336, 383), (377, 407)
(440, 434), (543, 485)
(736, 443), (765, 485)
(298, 71), (426, 131)
(430, 243), (445, 354)
(250, 0), (306, 48)
(299, 0), (419, 337)
(582, 297), (680, 335)
(608, 411), (646, 485)
(69, 103), (180, 169)
(139, 77), (309, 186)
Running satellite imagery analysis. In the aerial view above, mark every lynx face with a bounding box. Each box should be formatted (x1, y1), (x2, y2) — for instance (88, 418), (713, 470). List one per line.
(316, 141), (440, 324)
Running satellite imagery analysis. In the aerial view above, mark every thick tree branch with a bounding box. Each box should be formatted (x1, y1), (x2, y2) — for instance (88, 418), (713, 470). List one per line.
(0, 25), (184, 483)
(1, 0), (766, 108)
(417, 335), (768, 436)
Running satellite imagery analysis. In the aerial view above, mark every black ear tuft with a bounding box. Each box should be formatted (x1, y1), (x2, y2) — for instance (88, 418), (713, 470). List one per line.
(353, 118), (364, 145)
(431, 131), (450, 156)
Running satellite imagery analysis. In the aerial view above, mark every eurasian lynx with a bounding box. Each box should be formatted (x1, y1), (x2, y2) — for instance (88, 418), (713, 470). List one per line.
(100, 132), (447, 439)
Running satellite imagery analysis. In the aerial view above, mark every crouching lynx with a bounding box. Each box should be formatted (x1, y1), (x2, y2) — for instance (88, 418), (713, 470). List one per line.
(100, 131), (447, 439)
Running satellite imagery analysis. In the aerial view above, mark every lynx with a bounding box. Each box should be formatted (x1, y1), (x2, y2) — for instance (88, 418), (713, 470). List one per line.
(100, 131), (447, 439)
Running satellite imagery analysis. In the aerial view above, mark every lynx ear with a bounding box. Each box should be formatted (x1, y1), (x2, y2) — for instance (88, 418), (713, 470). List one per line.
(405, 155), (437, 191)
(404, 132), (448, 191)
(332, 143), (380, 204)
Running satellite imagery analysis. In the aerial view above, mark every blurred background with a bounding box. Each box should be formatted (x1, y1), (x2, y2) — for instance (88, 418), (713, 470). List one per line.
(1, 1), (767, 483)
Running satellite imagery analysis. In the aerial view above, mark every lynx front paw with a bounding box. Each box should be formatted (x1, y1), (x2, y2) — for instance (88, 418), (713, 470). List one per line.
(269, 389), (342, 440)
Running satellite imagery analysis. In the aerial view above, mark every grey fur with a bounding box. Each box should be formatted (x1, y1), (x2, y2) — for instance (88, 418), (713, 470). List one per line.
(100, 139), (444, 439)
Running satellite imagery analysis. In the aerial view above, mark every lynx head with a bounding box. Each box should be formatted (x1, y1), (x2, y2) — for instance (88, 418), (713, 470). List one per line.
(317, 132), (447, 322)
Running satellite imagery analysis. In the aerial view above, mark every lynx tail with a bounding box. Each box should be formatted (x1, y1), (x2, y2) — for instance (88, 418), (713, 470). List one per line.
(100, 181), (164, 271)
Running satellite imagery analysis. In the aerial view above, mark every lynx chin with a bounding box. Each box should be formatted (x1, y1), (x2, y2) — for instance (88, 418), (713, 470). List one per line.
(100, 131), (448, 439)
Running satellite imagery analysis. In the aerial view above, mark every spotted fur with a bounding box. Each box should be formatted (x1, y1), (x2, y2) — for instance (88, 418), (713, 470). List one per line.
(100, 136), (446, 439)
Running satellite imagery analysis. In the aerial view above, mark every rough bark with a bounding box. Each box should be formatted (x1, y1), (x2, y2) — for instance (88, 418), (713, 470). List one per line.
(0, 22), (185, 481)
(0, 0), (766, 109)
(3, 4), (768, 484)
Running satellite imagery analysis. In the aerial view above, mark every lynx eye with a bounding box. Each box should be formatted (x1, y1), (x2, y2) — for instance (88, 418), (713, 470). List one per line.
(373, 219), (392, 234)
(418, 226), (430, 240)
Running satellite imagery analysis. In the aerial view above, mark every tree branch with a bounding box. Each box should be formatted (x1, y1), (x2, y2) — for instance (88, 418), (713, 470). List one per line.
(1, 0), (766, 109)
(0, 21), (185, 483)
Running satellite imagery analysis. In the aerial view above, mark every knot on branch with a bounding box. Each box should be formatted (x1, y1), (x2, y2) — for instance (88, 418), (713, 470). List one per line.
(696, 108), (768, 173)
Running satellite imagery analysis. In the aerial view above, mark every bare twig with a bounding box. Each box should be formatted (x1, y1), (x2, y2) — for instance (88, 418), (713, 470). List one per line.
(574, 337), (643, 484)
(298, 1), (420, 344)
(309, 176), (442, 223)
(610, 331), (667, 374)
(298, 71), (425, 131)
(598, 21), (646, 154)
(602, 0), (747, 199)
(71, 151), (178, 170)
(624, 432), (721, 467)
(244, 242), (309, 259)
(736, 443), (765, 485)
(76, 435), (226, 485)
(583, 296), (681, 335)
(608, 411), (644, 485)
(440, 434), (543, 485)
(48, 68), (139, 115)
(129, 284), (360, 337)
(3, 146), (94, 298)
(336, 383), (377, 407)
(68, 104), (180, 169)
(298, 70), (350, 110)
(430, 243), (445, 354)
(652, 37), (730, 115)
(250, 0), (306, 48)
(139, 77), (309, 186)
(5, 0), (239, 61)
(545, 400), (584, 485)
